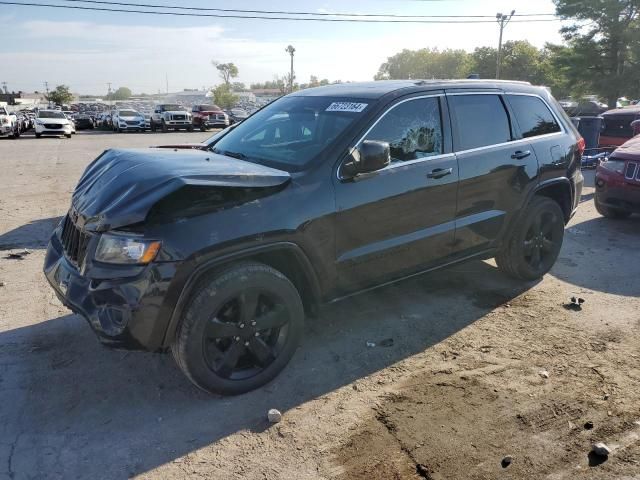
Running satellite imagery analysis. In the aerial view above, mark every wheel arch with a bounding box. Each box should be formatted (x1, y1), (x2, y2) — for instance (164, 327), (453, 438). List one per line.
(533, 178), (573, 224)
(162, 242), (322, 348)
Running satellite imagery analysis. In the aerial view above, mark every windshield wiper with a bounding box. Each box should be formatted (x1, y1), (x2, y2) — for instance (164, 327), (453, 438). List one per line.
(213, 148), (248, 160)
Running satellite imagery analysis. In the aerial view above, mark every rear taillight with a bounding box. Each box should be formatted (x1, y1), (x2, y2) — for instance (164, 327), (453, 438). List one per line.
(577, 137), (586, 156)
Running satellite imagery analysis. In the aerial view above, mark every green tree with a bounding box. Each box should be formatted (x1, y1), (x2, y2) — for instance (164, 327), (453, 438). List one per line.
(231, 82), (246, 92)
(212, 83), (239, 109)
(46, 85), (74, 105)
(374, 48), (471, 80)
(470, 41), (556, 85)
(213, 61), (239, 85)
(552, 0), (640, 107)
(111, 87), (132, 101)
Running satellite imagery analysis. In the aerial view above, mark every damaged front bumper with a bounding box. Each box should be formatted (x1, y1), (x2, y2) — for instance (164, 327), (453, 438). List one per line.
(43, 228), (178, 351)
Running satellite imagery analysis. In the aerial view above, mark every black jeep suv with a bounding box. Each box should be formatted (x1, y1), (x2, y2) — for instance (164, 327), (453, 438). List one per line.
(44, 80), (584, 394)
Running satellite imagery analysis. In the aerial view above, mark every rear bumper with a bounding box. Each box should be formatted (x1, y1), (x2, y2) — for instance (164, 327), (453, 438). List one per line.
(571, 170), (584, 218)
(43, 230), (179, 351)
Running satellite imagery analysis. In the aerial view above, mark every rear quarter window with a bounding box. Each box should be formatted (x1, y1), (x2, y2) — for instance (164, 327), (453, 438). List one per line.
(508, 95), (561, 138)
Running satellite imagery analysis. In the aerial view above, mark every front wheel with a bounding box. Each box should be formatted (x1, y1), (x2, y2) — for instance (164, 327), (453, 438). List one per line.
(65, 133), (72, 138)
(594, 196), (632, 219)
(172, 262), (304, 395)
(496, 196), (565, 281)
(187, 125), (194, 132)
(161, 121), (168, 133)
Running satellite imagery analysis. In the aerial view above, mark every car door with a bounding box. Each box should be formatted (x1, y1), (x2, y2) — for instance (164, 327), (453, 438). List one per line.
(446, 91), (539, 255)
(333, 94), (459, 292)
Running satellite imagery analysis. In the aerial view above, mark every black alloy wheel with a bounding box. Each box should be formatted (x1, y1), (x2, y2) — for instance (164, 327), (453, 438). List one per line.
(522, 208), (562, 272)
(202, 289), (290, 380)
(172, 262), (304, 395)
(496, 196), (565, 280)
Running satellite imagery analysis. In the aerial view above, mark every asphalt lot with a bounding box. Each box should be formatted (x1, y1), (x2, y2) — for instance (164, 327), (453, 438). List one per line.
(0, 131), (639, 479)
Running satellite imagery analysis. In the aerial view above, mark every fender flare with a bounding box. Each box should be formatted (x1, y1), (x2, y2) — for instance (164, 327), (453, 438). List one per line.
(502, 177), (573, 247)
(161, 241), (322, 347)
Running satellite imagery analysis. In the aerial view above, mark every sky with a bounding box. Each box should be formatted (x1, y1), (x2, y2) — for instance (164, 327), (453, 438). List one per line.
(0, 0), (567, 95)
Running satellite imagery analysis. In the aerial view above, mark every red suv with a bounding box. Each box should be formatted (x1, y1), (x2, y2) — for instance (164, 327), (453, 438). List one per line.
(191, 104), (229, 131)
(595, 135), (640, 218)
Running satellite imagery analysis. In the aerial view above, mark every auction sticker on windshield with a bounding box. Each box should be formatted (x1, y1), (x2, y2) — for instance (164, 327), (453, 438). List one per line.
(326, 102), (368, 113)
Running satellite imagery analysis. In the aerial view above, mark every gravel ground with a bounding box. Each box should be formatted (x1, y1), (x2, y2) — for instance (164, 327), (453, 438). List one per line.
(0, 131), (639, 480)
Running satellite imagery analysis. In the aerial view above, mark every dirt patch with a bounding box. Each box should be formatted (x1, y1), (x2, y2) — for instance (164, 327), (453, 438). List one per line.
(333, 288), (640, 479)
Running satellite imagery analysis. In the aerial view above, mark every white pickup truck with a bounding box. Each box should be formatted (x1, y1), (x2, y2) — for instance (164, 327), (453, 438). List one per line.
(0, 106), (19, 139)
(150, 104), (193, 132)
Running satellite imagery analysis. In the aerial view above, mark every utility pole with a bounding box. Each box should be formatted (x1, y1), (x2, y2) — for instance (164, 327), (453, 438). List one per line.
(107, 82), (112, 108)
(1, 82), (7, 94)
(495, 10), (515, 80)
(44, 81), (50, 107)
(285, 45), (295, 93)
(166, 73), (169, 95)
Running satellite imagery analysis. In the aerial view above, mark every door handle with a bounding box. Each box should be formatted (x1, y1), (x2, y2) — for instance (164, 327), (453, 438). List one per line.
(511, 150), (531, 160)
(427, 167), (453, 179)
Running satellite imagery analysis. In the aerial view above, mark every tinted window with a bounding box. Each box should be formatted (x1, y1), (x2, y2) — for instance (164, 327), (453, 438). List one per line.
(449, 94), (511, 150)
(508, 95), (561, 138)
(363, 97), (443, 162)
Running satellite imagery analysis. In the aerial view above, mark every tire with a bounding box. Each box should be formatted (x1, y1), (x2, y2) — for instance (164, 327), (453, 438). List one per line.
(495, 196), (565, 281)
(594, 196), (632, 219)
(200, 125), (207, 132)
(162, 121), (168, 133)
(187, 125), (194, 132)
(35, 133), (41, 138)
(150, 121), (156, 132)
(172, 262), (304, 395)
(65, 133), (72, 138)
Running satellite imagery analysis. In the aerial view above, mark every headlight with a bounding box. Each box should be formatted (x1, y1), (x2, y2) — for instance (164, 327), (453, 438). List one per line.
(600, 159), (626, 174)
(35, 119), (44, 125)
(95, 235), (161, 264)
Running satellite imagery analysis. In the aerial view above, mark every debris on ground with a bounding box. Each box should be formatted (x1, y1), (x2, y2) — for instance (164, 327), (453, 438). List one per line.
(584, 421), (594, 430)
(378, 338), (394, 348)
(539, 369), (550, 379)
(0, 281), (5, 287)
(591, 442), (611, 457)
(501, 455), (513, 468)
(366, 341), (376, 348)
(268, 409), (282, 424)
(564, 296), (586, 311)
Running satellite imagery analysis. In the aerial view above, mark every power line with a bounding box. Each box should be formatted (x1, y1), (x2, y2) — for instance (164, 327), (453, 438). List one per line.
(57, 0), (557, 19)
(0, 1), (563, 23)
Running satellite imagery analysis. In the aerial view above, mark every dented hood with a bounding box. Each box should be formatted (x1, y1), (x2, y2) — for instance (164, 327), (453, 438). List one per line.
(71, 148), (291, 231)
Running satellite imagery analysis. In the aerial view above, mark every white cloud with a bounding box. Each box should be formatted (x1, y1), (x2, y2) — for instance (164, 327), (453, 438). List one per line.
(2, 18), (564, 93)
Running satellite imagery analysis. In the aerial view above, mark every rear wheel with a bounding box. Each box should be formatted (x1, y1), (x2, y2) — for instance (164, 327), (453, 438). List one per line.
(172, 262), (304, 395)
(594, 196), (632, 219)
(496, 196), (565, 280)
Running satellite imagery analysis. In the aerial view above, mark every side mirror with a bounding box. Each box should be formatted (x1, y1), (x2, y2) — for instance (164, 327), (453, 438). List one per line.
(343, 140), (391, 177)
